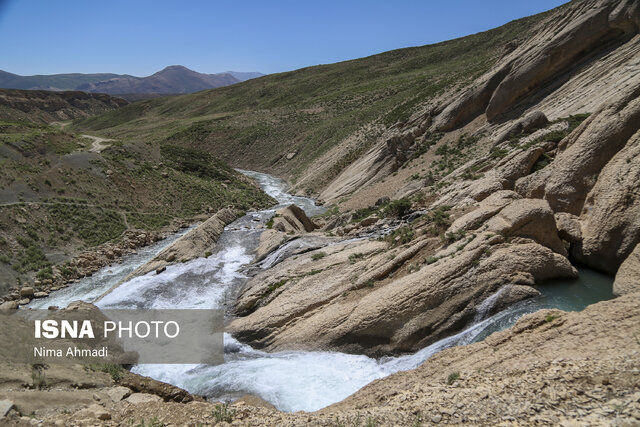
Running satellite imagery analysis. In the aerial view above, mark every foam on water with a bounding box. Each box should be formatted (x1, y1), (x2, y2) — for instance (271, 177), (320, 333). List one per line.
(238, 169), (326, 217)
(134, 334), (389, 412)
(28, 225), (195, 309)
(97, 244), (253, 309)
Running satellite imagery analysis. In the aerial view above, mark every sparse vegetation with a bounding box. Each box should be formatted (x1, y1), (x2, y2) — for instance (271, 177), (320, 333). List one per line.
(0, 118), (274, 292)
(446, 371), (460, 385)
(384, 226), (415, 245)
(30, 364), (48, 389)
(212, 403), (236, 423)
(85, 362), (124, 382)
(349, 253), (366, 264)
(545, 314), (558, 323)
(384, 198), (412, 218)
(73, 11), (548, 193)
(311, 252), (327, 261)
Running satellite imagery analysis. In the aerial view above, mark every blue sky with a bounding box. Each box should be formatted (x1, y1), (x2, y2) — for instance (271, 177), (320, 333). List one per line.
(0, 0), (568, 76)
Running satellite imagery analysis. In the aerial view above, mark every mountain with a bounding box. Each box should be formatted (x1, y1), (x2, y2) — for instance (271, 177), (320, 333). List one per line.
(0, 66), (263, 95)
(76, 65), (240, 95)
(0, 69), (123, 91)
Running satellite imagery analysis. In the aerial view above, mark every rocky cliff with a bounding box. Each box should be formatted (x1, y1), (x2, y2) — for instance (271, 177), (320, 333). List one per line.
(228, 0), (640, 357)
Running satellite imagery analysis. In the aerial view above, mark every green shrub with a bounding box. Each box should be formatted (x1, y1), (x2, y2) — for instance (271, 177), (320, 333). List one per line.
(86, 362), (124, 382)
(161, 144), (232, 181)
(385, 226), (414, 245)
(348, 253), (365, 264)
(490, 147), (508, 159)
(446, 371), (460, 385)
(351, 206), (377, 222)
(384, 198), (411, 218)
(311, 252), (326, 261)
(212, 403), (235, 423)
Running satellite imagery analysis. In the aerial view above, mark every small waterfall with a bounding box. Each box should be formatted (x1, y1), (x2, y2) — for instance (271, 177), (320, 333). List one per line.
(473, 287), (507, 323)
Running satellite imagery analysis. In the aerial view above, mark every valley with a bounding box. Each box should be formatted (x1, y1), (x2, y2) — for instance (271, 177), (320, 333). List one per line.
(0, 0), (639, 425)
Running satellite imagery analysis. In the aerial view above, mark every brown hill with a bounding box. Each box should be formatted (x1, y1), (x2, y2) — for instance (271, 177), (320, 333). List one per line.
(0, 89), (128, 123)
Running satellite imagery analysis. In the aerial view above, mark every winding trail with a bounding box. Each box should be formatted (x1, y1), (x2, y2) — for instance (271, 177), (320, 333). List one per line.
(81, 134), (113, 152)
(50, 120), (114, 152)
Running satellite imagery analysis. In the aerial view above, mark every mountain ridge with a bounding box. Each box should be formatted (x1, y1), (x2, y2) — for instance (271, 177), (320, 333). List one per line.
(0, 66), (264, 95)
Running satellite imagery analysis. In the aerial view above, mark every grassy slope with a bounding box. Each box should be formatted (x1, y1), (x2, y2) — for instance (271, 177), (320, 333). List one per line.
(73, 9), (551, 193)
(0, 119), (273, 292)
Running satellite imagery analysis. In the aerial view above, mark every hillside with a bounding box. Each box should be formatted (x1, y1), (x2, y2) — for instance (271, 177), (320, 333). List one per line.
(0, 89), (128, 123)
(71, 9), (549, 192)
(0, 66), (262, 95)
(0, 91), (273, 295)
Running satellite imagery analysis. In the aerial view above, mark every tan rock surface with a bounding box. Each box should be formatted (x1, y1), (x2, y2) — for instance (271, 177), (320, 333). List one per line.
(254, 229), (289, 261)
(515, 83), (640, 215)
(230, 226), (575, 355)
(126, 208), (237, 279)
(573, 128), (640, 272)
(614, 243), (640, 295)
(44, 292), (640, 426)
(271, 204), (317, 234)
(125, 393), (162, 404)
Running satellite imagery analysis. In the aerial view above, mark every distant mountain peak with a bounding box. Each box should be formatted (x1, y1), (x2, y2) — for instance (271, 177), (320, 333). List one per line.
(157, 65), (193, 73)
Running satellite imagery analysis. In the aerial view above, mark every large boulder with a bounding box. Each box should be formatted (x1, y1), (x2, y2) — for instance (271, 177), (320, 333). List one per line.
(485, 198), (567, 256)
(571, 129), (640, 272)
(452, 196), (567, 256)
(613, 243), (640, 296)
(229, 225), (575, 356)
(123, 208), (237, 280)
(272, 204), (317, 234)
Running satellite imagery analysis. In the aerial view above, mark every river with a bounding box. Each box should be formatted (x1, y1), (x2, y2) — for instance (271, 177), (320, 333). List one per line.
(28, 170), (614, 412)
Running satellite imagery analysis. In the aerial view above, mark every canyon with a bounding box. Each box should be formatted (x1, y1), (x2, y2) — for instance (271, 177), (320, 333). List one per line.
(1, 0), (639, 425)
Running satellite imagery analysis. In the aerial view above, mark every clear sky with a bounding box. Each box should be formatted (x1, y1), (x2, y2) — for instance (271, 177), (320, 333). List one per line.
(0, 0), (568, 77)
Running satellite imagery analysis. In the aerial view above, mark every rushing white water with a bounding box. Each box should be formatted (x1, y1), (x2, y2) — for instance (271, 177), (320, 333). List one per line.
(237, 169), (326, 217)
(30, 170), (614, 413)
(28, 225), (196, 309)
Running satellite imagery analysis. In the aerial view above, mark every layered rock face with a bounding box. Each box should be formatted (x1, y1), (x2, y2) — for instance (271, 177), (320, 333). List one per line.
(230, 0), (640, 356)
(229, 195), (576, 355)
(515, 85), (640, 272)
(433, 0), (640, 129)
